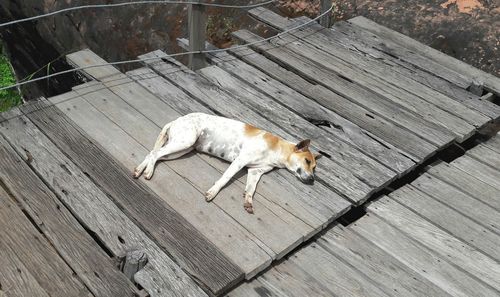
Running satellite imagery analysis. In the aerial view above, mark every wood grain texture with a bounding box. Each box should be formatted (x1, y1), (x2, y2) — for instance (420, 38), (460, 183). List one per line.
(0, 186), (90, 297)
(345, 18), (470, 89)
(229, 241), (390, 297)
(140, 50), (374, 204)
(232, 29), (455, 150)
(275, 15), (499, 120)
(22, 99), (244, 294)
(284, 241), (390, 297)
(0, 124), (138, 297)
(227, 265), (335, 297)
(248, 8), (488, 137)
(367, 196), (500, 292)
(72, 81), (310, 260)
(127, 67), (344, 232)
(319, 225), (452, 297)
(0, 108), (207, 297)
(388, 185), (500, 260)
(412, 173), (500, 235)
(66, 49), (122, 80)
(467, 144), (500, 171)
(227, 46), (437, 161)
(198, 65), (395, 187)
(293, 17), (491, 127)
(451, 154), (500, 190)
(326, 20), (500, 120)
(350, 213), (499, 297)
(426, 162), (500, 211)
(483, 134), (500, 153)
(348, 16), (500, 96)
(181, 42), (415, 175)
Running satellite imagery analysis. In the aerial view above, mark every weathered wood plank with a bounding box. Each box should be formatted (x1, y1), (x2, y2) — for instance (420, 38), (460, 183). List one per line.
(348, 16), (500, 96)
(231, 241), (390, 297)
(0, 186), (90, 297)
(72, 81), (310, 261)
(0, 123), (138, 297)
(0, 108), (207, 297)
(248, 8), (488, 136)
(127, 68), (344, 232)
(388, 185), (500, 260)
(350, 213), (499, 297)
(306, 16), (494, 124)
(0, 247), (51, 297)
(285, 241), (390, 297)
(467, 144), (500, 171)
(232, 29), (456, 149)
(179, 40), (415, 175)
(325, 20), (500, 119)
(264, 35), (479, 140)
(426, 162), (500, 211)
(318, 225), (452, 297)
(22, 99), (245, 293)
(198, 65), (396, 187)
(451, 154), (500, 190)
(412, 173), (500, 235)
(227, 265), (335, 297)
(227, 46), (437, 160)
(367, 196), (500, 291)
(67, 49), (122, 80)
(140, 51), (374, 204)
(344, 18), (470, 88)
(483, 134), (500, 153)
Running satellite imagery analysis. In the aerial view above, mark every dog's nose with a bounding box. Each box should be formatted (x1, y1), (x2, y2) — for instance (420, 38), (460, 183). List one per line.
(304, 175), (314, 184)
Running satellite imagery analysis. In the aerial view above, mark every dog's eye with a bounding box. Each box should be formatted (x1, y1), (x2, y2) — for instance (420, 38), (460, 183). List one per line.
(305, 158), (311, 165)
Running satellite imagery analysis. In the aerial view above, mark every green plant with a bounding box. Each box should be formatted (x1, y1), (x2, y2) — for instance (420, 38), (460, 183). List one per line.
(0, 43), (21, 112)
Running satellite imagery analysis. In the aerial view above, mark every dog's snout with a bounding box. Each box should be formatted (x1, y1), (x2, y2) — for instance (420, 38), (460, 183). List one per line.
(304, 175), (314, 184)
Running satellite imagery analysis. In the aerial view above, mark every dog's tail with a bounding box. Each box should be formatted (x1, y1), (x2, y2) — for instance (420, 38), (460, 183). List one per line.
(154, 121), (172, 150)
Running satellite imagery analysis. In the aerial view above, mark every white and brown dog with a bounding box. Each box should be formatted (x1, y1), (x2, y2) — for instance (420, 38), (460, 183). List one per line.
(133, 113), (319, 213)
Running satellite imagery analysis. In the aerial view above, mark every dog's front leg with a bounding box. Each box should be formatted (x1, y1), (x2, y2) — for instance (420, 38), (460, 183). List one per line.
(244, 166), (273, 214)
(205, 158), (247, 201)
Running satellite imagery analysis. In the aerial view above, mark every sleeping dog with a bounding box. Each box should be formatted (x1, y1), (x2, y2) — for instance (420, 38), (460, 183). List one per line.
(133, 113), (319, 213)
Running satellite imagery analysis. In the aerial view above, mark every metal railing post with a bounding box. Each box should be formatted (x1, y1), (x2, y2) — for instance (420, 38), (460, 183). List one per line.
(188, 0), (207, 70)
(319, 0), (331, 28)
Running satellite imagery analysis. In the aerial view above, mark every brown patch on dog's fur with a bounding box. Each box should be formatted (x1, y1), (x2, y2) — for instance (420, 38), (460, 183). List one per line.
(244, 124), (261, 137)
(263, 132), (280, 150)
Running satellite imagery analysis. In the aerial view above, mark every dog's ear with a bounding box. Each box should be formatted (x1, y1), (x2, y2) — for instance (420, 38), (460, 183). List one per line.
(294, 139), (311, 152)
(314, 153), (323, 160)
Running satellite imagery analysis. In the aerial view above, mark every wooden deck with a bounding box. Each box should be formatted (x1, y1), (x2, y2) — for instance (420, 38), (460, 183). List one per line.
(1, 8), (499, 297)
(229, 134), (500, 297)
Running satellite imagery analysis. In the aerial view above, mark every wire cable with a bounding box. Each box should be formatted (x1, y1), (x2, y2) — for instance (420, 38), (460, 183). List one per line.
(0, 5), (333, 92)
(0, 0), (276, 28)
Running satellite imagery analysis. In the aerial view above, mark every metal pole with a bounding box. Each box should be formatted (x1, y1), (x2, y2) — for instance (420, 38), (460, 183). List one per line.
(319, 0), (331, 28)
(188, 0), (207, 70)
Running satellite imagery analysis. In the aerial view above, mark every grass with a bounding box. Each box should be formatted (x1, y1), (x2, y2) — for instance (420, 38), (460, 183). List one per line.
(0, 44), (21, 112)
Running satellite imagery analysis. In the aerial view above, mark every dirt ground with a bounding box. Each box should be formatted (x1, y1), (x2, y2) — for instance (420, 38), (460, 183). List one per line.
(275, 0), (499, 76)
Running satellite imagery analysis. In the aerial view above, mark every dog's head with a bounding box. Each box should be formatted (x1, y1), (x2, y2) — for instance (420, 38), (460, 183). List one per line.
(286, 139), (320, 184)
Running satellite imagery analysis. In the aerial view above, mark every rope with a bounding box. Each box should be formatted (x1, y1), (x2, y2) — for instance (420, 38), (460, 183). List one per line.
(0, 4), (333, 92)
(0, 0), (276, 28)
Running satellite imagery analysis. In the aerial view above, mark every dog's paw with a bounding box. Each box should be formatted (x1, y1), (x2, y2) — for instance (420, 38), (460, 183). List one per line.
(243, 202), (254, 214)
(132, 168), (142, 179)
(144, 171), (153, 180)
(205, 189), (217, 202)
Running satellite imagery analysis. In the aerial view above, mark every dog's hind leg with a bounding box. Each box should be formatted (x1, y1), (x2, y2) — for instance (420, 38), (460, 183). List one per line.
(143, 128), (198, 180)
(133, 122), (173, 178)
